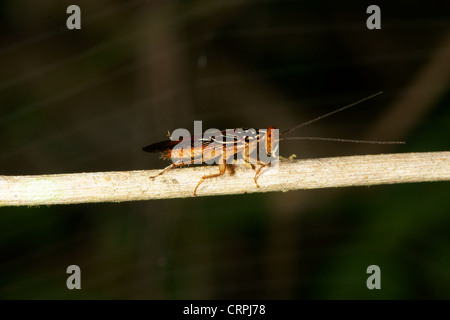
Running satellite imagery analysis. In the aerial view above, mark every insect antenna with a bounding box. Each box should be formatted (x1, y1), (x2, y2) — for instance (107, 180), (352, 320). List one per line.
(280, 137), (405, 144)
(281, 91), (383, 135)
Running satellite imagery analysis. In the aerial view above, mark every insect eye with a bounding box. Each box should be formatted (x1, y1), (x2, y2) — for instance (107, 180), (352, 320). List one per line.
(267, 126), (275, 140)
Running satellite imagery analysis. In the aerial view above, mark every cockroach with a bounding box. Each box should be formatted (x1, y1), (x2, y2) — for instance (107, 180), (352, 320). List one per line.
(143, 91), (404, 196)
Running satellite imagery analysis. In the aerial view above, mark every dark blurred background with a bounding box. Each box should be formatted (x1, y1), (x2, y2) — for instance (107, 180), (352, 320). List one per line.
(0, 0), (449, 299)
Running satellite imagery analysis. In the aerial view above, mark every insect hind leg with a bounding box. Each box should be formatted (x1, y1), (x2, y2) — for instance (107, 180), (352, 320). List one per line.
(149, 162), (184, 179)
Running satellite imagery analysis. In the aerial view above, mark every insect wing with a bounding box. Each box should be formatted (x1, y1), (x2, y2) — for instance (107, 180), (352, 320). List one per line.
(142, 140), (184, 153)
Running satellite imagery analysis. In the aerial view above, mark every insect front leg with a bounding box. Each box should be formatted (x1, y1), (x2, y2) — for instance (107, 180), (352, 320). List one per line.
(243, 152), (268, 188)
(254, 161), (270, 188)
(193, 157), (226, 196)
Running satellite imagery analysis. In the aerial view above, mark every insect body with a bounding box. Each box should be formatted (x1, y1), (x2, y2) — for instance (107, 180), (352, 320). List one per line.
(143, 92), (404, 196)
(143, 127), (277, 195)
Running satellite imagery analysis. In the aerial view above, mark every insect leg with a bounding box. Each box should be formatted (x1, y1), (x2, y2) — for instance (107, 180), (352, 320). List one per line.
(254, 161), (270, 188)
(243, 151), (266, 188)
(149, 161), (184, 179)
(193, 157), (226, 196)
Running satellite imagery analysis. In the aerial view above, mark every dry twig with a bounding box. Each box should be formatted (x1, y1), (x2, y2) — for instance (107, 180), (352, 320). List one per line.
(0, 152), (448, 206)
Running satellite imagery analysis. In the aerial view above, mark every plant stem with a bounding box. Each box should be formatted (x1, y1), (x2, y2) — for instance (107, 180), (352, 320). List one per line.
(0, 152), (449, 206)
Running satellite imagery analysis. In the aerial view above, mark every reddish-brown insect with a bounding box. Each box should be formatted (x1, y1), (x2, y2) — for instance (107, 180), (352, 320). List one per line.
(143, 126), (277, 195)
(143, 92), (403, 196)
